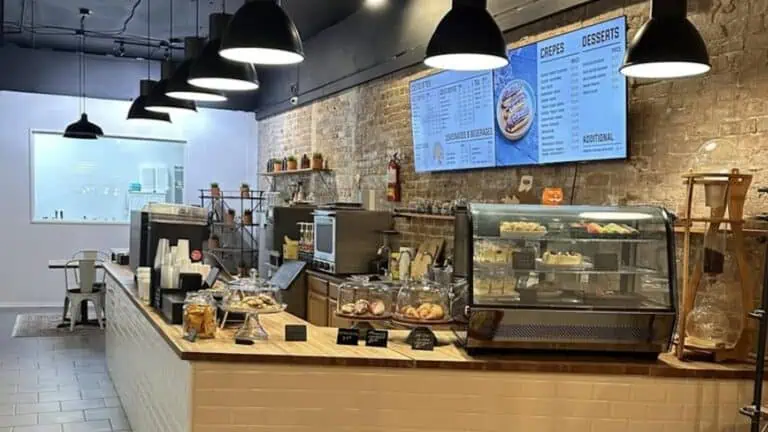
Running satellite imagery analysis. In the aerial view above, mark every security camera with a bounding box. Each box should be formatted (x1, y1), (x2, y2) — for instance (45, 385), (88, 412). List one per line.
(290, 96), (299, 106)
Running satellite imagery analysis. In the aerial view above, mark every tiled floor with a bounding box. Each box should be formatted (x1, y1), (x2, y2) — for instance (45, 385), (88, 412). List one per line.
(0, 308), (130, 432)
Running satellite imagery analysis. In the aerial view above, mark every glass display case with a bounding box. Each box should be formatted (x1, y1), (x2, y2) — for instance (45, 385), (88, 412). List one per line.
(465, 204), (676, 353)
(393, 279), (452, 325)
(336, 278), (393, 320)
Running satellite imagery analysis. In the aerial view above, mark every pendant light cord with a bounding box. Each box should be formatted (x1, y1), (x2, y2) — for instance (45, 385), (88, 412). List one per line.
(195, 0), (199, 37)
(146, 0), (151, 79)
(79, 14), (85, 114)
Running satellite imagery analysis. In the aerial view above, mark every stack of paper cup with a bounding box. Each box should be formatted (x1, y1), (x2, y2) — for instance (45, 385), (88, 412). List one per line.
(136, 267), (151, 304)
(176, 239), (191, 265)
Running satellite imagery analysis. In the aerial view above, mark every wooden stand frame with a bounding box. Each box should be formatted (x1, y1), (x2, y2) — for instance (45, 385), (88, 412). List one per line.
(676, 170), (753, 361)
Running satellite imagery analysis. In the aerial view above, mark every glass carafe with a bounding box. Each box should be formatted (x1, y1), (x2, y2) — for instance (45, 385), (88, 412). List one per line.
(684, 230), (743, 349)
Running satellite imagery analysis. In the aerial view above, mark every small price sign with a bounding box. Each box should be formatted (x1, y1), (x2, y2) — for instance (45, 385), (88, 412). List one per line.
(365, 330), (389, 348)
(409, 327), (436, 351)
(336, 328), (360, 346)
(285, 325), (307, 342)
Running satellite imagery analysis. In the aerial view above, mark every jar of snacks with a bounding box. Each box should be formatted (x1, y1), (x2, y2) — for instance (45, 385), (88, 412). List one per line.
(393, 279), (452, 324)
(336, 278), (392, 320)
(182, 292), (217, 339)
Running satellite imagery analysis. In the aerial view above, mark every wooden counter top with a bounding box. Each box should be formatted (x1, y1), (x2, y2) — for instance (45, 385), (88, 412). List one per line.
(105, 263), (757, 378)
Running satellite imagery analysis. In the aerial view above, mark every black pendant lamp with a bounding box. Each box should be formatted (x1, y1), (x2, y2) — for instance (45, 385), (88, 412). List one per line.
(620, 0), (710, 79)
(220, 0), (304, 65)
(424, 0), (508, 71)
(188, 13), (260, 91)
(166, 37), (228, 102)
(64, 9), (104, 139)
(127, 80), (172, 123)
(146, 61), (198, 115)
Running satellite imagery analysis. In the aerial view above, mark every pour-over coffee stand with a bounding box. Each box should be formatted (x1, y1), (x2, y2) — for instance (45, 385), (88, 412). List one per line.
(676, 169), (753, 361)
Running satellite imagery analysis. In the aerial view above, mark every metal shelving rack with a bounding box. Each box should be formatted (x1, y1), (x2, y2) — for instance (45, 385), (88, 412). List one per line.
(199, 190), (266, 276)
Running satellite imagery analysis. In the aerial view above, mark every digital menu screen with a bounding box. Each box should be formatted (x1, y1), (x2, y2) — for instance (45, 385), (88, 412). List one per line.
(410, 16), (627, 173)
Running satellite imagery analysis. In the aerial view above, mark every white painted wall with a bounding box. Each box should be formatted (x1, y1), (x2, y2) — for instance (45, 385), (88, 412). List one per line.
(0, 91), (258, 306)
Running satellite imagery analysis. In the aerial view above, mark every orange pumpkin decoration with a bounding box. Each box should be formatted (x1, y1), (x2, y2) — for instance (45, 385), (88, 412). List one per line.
(541, 187), (564, 206)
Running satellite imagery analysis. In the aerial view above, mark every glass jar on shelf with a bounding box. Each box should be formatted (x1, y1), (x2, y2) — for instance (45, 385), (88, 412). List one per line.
(685, 228), (743, 350)
(394, 279), (452, 324)
(336, 278), (393, 320)
(183, 291), (217, 339)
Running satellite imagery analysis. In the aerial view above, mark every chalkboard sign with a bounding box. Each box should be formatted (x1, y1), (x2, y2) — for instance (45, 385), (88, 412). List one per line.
(270, 261), (307, 290)
(410, 327), (436, 351)
(285, 325), (307, 342)
(365, 329), (389, 348)
(337, 328), (360, 346)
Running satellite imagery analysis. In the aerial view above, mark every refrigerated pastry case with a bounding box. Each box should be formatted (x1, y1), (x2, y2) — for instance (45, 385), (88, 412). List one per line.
(465, 204), (677, 354)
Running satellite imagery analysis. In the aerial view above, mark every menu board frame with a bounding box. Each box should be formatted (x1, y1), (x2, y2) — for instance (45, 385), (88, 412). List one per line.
(409, 15), (628, 173)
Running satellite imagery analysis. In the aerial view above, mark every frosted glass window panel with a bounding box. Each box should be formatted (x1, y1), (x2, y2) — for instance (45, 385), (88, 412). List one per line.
(32, 132), (186, 223)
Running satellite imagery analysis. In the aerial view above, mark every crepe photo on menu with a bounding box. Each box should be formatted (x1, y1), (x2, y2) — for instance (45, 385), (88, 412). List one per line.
(494, 44), (539, 167)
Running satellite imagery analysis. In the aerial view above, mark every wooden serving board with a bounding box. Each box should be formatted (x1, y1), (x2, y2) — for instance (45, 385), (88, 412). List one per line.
(410, 238), (444, 280)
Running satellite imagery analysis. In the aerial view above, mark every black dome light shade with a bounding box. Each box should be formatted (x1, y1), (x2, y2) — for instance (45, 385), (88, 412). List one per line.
(127, 80), (172, 123)
(166, 37), (227, 102)
(620, 0), (710, 79)
(188, 13), (260, 91)
(146, 61), (198, 114)
(424, 0), (508, 71)
(64, 114), (103, 139)
(220, 0), (304, 65)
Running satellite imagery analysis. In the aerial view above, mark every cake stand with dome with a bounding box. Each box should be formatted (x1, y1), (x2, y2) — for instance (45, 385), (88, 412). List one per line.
(335, 278), (393, 336)
(392, 279), (453, 346)
(220, 278), (286, 342)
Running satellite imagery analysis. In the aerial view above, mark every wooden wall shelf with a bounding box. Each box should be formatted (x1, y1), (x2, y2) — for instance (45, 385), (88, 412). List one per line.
(261, 168), (332, 177)
(393, 212), (456, 221)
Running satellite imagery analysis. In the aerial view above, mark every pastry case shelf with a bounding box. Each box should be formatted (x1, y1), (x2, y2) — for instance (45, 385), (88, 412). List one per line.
(465, 204), (677, 354)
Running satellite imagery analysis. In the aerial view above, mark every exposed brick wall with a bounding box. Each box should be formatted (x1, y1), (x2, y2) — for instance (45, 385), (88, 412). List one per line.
(258, 0), (768, 254)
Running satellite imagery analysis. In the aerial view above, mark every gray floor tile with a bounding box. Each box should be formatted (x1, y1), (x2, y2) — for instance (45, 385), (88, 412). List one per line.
(60, 399), (104, 411)
(79, 388), (115, 400)
(108, 414), (131, 431)
(12, 425), (63, 432)
(17, 384), (59, 394)
(0, 393), (36, 404)
(0, 413), (37, 427)
(38, 410), (85, 425)
(38, 391), (82, 402)
(15, 401), (60, 414)
(0, 309), (126, 431)
(62, 420), (112, 432)
(102, 398), (120, 408)
(83, 407), (124, 422)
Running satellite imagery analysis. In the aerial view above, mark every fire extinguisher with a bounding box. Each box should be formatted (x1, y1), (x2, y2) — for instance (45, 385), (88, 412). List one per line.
(387, 153), (401, 202)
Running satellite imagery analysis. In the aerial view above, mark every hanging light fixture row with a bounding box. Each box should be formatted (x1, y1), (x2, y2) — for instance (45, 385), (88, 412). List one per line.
(146, 0), (198, 114)
(121, 0), (709, 128)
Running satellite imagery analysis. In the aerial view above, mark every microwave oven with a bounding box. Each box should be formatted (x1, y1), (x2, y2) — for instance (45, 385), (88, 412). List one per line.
(313, 209), (392, 274)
